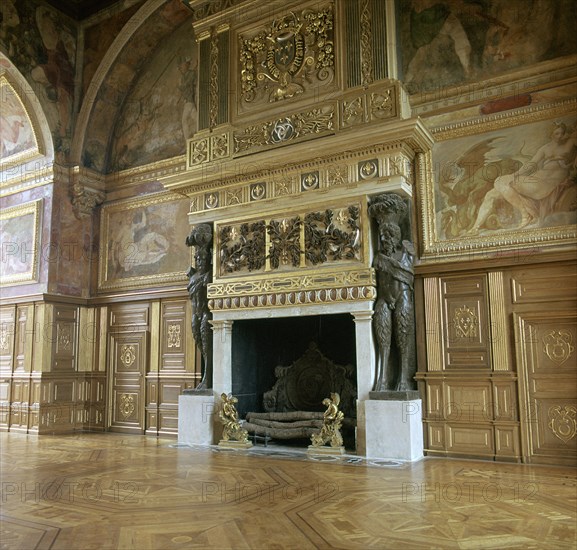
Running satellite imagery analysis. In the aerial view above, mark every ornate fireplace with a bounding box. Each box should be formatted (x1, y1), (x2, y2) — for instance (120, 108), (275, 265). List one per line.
(163, 0), (434, 458)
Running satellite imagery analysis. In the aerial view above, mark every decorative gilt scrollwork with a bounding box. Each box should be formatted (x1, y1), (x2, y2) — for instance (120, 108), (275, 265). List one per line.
(304, 206), (361, 265)
(239, 6), (334, 104)
(120, 345), (136, 368)
(268, 217), (302, 269)
(219, 222), (266, 274)
(119, 393), (136, 419)
(167, 324), (181, 348)
(453, 306), (478, 339)
(543, 330), (574, 365)
(548, 405), (576, 444)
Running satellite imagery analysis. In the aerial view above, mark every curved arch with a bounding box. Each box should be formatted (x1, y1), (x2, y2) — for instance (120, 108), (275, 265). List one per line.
(0, 53), (54, 192)
(70, 0), (176, 166)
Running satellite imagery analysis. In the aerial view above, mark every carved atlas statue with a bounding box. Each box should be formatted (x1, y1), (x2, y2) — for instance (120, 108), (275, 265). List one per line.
(369, 193), (417, 392)
(185, 223), (213, 390)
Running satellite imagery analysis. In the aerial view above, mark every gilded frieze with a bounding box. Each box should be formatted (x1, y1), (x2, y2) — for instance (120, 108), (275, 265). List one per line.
(238, 6), (334, 105)
(233, 105), (335, 154)
(215, 202), (364, 278)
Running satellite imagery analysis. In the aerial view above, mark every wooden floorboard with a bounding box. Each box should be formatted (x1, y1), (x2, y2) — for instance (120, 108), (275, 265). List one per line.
(0, 433), (575, 549)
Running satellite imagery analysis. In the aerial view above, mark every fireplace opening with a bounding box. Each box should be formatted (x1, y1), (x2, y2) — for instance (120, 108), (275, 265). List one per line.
(230, 313), (357, 446)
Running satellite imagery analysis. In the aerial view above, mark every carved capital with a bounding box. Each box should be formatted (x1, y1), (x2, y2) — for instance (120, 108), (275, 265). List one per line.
(69, 166), (106, 219)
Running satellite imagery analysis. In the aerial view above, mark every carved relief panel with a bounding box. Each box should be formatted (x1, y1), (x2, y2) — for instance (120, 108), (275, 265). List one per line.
(236, 3), (335, 114)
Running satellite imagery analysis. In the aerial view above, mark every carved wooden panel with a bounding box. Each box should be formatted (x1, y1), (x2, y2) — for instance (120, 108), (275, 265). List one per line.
(441, 275), (491, 371)
(160, 301), (187, 372)
(511, 264), (577, 304)
(13, 306), (28, 372)
(447, 424), (494, 456)
(110, 305), (149, 328)
(53, 306), (78, 372)
(515, 311), (576, 465)
(0, 306), (15, 373)
(110, 331), (147, 433)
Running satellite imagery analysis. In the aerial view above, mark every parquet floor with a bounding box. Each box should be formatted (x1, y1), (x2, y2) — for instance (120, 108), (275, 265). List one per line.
(0, 433), (575, 550)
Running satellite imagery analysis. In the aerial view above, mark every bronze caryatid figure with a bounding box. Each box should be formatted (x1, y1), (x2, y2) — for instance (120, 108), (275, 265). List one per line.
(369, 193), (417, 392)
(185, 223), (213, 390)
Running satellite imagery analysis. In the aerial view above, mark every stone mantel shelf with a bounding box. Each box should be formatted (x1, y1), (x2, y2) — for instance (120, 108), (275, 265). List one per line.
(159, 117), (434, 196)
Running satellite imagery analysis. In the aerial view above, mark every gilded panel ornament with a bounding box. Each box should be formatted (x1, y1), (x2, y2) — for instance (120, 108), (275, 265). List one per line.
(239, 6), (334, 104)
(120, 345), (136, 368)
(341, 96), (365, 128)
(167, 324), (181, 348)
(189, 137), (209, 166)
(273, 176), (294, 196)
(327, 164), (349, 186)
(543, 330), (575, 365)
(205, 192), (219, 209)
(250, 182), (266, 201)
(210, 133), (229, 160)
(233, 105), (335, 153)
(453, 306), (479, 339)
(226, 188), (243, 206)
(548, 405), (576, 444)
(304, 206), (361, 265)
(0, 325), (9, 351)
(359, 0), (373, 86)
(119, 393), (136, 419)
(57, 324), (72, 352)
(301, 172), (319, 191)
(268, 217), (302, 269)
(219, 222), (266, 275)
(210, 28), (219, 129)
(370, 90), (394, 120)
(358, 159), (378, 179)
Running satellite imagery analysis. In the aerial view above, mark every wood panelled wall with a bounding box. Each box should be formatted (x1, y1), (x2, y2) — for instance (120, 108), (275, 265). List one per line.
(416, 258), (577, 466)
(0, 296), (199, 436)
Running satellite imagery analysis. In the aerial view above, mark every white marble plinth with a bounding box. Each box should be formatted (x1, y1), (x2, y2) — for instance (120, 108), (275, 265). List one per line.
(361, 399), (423, 461)
(178, 393), (216, 446)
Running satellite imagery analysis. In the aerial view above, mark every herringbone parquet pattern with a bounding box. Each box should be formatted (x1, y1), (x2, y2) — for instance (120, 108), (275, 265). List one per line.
(0, 433), (575, 549)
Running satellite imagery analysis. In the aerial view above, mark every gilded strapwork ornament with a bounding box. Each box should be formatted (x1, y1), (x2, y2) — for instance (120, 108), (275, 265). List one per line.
(239, 6), (334, 104)
(268, 217), (302, 269)
(310, 393), (345, 451)
(219, 222), (266, 275)
(119, 393), (136, 419)
(548, 405), (576, 444)
(543, 330), (574, 365)
(120, 345), (136, 368)
(233, 105), (335, 154)
(304, 206), (361, 265)
(219, 393), (251, 445)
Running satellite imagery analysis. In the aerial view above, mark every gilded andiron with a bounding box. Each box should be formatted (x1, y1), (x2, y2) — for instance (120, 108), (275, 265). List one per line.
(218, 393), (250, 444)
(310, 393), (345, 449)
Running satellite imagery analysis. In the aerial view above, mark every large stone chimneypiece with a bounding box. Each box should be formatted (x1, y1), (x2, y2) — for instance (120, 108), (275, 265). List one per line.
(169, 81), (433, 460)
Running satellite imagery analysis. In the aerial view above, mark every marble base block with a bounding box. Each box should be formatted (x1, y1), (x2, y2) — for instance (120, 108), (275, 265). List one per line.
(361, 399), (423, 461)
(307, 445), (346, 456)
(178, 393), (216, 446)
(218, 440), (253, 449)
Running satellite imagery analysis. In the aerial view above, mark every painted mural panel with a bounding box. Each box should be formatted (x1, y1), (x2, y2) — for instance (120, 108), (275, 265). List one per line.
(108, 21), (197, 173)
(0, 0), (75, 158)
(99, 194), (191, 291)
(0, 76), (38, 162)
(400, 0), (577, 95)
(0, 200), (41, 285)
(420, 105), (577, 259)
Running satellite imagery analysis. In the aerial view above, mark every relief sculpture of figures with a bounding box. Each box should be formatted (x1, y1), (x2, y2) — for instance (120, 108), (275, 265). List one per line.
(369, 193), (417, 392)
(186, 223), (213, 390)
